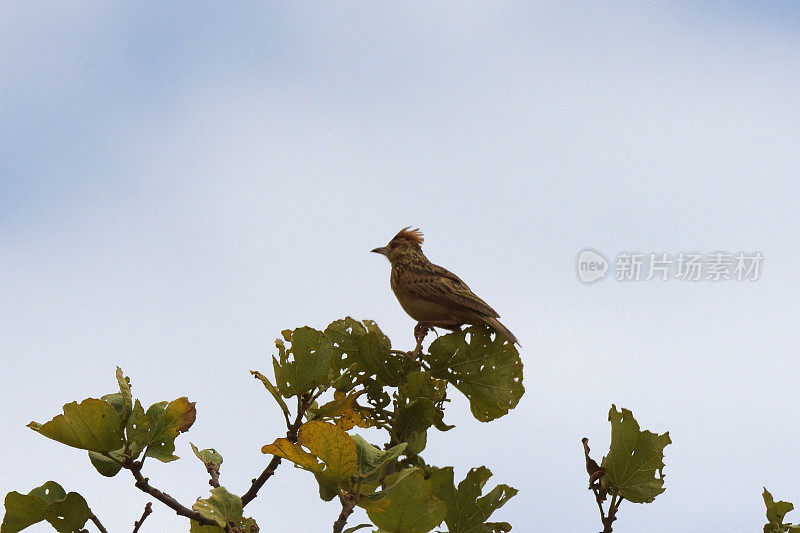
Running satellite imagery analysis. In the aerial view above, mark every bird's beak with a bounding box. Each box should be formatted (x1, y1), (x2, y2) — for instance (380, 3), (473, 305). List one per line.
(371, 246), (388, 256)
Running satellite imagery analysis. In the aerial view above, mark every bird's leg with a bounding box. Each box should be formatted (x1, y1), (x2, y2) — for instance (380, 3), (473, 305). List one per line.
(414, 322), (430, 349)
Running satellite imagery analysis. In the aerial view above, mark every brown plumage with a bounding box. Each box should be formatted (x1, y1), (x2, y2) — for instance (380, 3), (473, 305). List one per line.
(371, 227), (519, 345)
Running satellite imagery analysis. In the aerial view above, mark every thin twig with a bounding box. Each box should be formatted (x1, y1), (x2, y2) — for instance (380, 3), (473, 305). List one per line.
(241, 393), (309, 507)
(88, 513), (109, 533)
(132, 502), (152, 533)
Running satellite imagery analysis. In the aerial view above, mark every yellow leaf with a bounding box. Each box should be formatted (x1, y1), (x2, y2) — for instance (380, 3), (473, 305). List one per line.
(298, 421), (357, 481)
(261, 438), (324, 473)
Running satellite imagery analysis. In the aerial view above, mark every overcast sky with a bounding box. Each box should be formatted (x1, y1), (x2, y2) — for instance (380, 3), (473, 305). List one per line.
(3, 2), (800, 532)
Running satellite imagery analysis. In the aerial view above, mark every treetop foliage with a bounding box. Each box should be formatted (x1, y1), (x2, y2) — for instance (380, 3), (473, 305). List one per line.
(3, 318), (524, 533)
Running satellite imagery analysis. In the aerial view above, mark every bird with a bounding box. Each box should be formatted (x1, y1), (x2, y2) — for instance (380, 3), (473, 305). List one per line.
(371, 227), (518, 345)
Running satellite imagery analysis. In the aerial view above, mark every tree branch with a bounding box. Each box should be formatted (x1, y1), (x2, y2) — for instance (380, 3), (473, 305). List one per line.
(332, 493), (357, 533)
(132, 502), (152, 533)
(127, 459), (218, 528)
(241, 392), (310, 507)
(88, 512), (108, 533)
(206, 463), (221, 488)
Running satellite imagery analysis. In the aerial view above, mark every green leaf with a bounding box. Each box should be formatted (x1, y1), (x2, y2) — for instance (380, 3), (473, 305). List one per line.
(429, 466), (517, 533)
(125, 399), (150, 458)
(28, 398), (124, 452)
(325, 317), (411, 388)
(1, 482), (90, 533)
(101, 367), (134, 425)
(343, 525), (373, 533)
(365, 468), (446, 533)
(143, 397), (196, 462)
(1, 482), (55, 533)
(42, 492), (91, 533)
(189, 522), (225, 533)
(88, 449), (124, 477)
(601, 405), (671, 504)
(191, 443), (223, 469)
(426, 326), (524, 422)
(272, 326), (335, 397)
(28, 481), (66, 504)
(764, 488), (797, 533)
(353, 435), (407, 484)
(192, 487), (243, 528)
(251, 370), (290, 419)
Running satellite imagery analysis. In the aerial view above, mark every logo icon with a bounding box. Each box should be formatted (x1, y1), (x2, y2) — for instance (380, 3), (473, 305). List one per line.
(577, 249), (608, 283)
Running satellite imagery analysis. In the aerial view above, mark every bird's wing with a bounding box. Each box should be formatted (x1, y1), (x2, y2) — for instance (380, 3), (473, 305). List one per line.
(399, 262), (500, 318)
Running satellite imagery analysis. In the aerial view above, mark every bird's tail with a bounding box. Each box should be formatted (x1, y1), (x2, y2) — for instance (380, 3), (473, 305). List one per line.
(482, 316), (519, 346)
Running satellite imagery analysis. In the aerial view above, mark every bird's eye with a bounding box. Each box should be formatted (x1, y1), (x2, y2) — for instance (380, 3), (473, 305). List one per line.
(389, 242), (398, 249)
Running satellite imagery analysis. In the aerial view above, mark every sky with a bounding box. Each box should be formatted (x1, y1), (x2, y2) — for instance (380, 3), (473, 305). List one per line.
(2, 2), (800, 531)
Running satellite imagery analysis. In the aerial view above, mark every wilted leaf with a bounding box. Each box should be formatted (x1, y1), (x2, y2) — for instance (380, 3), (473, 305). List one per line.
(429, 466), (517, 533)
(352, 435), (407, 484)
(191, 443), (223, 469)
(143, 397), (196, 462)
(427, 326), (524, 422)
(28, 398), (124, 453)
(192, 487), (243, 528)
(273, 326), (334, 397)
(601, 405), (671, 504)
(365, 468), (446, 533)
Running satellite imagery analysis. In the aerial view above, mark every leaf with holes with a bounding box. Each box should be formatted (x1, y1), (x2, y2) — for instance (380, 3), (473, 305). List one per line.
(273, 327), (335, 397)
(601, 405), (671, 504)
(426, 326), (524, 422)
(1, 482), (91, 533)
(298, 421), (358, 482)
(142, 397), (196, 462)
(429, 466), (517, 533)
(364, 468), (446, 533)
(325, 317), (412, 388)
(261, 438), (324, 473)
(192, 487), (243, 528)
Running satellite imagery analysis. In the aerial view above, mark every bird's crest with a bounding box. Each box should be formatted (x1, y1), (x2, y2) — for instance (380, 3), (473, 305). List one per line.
(393, 227), (424, 246)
